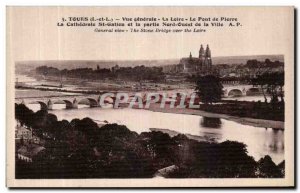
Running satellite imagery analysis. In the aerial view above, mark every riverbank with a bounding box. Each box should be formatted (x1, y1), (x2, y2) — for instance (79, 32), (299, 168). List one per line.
(147, 103), (284, 129)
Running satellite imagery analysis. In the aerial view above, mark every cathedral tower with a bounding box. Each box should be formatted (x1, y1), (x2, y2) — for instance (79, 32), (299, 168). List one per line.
(205, 44), (211, 58)
(199, 44), (205, 58)
(203, 44), (212, 71)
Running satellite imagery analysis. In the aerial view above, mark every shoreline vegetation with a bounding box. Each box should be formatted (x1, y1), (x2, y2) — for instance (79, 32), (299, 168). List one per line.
(15, 104), (284, 178)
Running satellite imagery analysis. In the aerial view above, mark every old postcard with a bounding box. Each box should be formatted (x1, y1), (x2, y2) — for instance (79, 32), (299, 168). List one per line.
(6, 6), (294, 187)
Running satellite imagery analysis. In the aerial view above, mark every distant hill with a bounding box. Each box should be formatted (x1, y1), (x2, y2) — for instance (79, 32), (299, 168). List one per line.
(16, 59), (179, 70)
(15, 55), (284, 72)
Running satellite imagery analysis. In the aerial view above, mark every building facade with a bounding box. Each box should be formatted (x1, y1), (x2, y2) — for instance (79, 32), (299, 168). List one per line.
(15, 125), (32, 143)
(179, 44), (212, 74)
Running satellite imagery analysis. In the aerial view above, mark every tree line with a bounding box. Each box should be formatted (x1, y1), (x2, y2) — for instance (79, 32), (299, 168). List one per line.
(35, 65), (165, 82)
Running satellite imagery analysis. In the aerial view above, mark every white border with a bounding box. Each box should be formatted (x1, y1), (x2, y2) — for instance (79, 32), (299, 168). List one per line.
(1, 0), (299, 192)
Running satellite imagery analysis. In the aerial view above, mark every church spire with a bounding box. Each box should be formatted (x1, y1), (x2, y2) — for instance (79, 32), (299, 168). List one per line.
(199, 44), (204, 58)
(189, 52), (192, 58)
(205, 44), (211, 58)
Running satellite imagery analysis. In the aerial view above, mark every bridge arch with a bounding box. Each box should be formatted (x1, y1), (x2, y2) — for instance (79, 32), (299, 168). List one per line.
(36, 101), (48, 111)
(63, 100), (74, 108)
(227, 89), (243, 97)
(78, 98), (99, 107)
(53, 99), (75, 109)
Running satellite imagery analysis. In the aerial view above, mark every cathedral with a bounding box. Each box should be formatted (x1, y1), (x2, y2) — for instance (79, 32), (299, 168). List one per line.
(179, 44), (212, 74)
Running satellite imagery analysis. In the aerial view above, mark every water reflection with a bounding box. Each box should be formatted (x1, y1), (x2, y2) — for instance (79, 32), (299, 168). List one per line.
(263, 128), (284, 154)
(201, 117), (222, 129)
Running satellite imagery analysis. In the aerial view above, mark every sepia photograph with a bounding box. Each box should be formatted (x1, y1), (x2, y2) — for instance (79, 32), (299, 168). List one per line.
(6, 6), (294, 187)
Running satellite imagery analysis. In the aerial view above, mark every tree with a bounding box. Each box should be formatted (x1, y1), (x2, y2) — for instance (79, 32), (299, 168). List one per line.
(275, 72), (284, 103)
(257, 155), (283, 178)
(195, 75), (223, 104)
(15, 103), (34, 126)
(265, 73), (280, 104)
(252, 72), (284, 105)
(251, 74), (268, 103)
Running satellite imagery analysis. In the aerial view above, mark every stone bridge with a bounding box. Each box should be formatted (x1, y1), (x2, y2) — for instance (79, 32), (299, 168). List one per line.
(15, 86), (261, 110)
(15, 91), (199, 111)
(15, 93), (164, 110)
(223, 85), (261, 97)
(15, 94), (117, 110)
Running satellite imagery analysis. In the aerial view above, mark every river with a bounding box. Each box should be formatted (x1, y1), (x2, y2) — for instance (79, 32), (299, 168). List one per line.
(26, 103), (284, 164)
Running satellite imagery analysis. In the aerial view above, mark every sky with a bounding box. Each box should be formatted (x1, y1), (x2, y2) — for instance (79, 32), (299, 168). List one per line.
(7, 7), (293, 61)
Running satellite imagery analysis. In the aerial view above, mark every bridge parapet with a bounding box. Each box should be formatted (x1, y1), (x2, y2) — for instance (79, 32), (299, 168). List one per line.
(15, 94), (115, 110)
